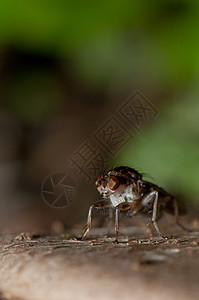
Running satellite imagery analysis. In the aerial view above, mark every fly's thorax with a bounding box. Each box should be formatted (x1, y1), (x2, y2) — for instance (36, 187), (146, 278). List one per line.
(109, 184), (127, 207)
(109, 184), (139, 207)
(122, 184), (140, 202)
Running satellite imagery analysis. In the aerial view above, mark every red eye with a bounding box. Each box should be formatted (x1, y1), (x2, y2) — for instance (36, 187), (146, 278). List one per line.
(94, 176), (101, 187)
(108, 176), (120, 191)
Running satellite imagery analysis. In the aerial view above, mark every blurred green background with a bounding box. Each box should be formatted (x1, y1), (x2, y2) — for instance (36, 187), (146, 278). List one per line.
(0, 0), (199, 232)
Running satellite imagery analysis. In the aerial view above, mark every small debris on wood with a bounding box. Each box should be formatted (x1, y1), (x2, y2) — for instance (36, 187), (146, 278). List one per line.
(14, 232), (41, 241)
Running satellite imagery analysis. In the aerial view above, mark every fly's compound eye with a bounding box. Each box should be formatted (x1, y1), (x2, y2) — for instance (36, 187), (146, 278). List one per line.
(94, 176), (101, 188)
(108, 176), (120, 191)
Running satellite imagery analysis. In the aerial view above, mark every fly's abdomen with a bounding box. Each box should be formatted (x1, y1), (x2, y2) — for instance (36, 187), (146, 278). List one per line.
(161, 196), (187, 216)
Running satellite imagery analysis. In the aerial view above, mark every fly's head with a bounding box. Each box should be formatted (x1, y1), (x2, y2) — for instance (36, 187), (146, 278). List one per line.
(94, 166), (143, 198)
(94, 175), (120, 198)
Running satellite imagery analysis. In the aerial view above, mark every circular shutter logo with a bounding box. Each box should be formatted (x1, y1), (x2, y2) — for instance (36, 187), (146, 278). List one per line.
(41, 172), (77, 208)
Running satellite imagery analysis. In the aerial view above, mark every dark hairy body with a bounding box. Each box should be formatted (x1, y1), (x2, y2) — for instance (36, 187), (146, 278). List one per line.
(78, 166), (188, 242)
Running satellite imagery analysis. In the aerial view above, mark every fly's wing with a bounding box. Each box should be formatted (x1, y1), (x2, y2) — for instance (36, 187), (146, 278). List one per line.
(142, 181), (187, 215)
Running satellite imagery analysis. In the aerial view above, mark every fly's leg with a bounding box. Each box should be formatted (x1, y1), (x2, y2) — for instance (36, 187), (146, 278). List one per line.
(78, 205), (94, 240)
(174, 199), (192, 232)
(151, 191), (167, 238)
(114, 202), (131, 243)
(77, 200), (111, 240)
(114, 207), (119, 243)
(146, 220), (154, 238)
(142, 191), (166, 238)
(107, 208), (113, 235)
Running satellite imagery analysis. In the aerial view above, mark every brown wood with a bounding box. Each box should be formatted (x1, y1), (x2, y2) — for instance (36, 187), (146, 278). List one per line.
(0, 231), (199, 300)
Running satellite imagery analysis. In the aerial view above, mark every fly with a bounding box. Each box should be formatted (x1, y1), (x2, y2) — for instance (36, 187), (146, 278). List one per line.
(78, 166), (189, 242)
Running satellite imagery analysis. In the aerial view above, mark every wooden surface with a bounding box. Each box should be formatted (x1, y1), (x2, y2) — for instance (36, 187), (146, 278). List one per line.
(0, 230), (199, 300)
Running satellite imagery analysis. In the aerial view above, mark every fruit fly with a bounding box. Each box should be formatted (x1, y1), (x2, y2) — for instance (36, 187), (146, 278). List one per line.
(78, 166), (188, 242)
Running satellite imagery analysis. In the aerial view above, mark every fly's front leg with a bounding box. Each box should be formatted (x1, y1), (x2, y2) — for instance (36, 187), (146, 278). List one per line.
(78, 204), (94, 240)
(77, 200), (111, 240)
